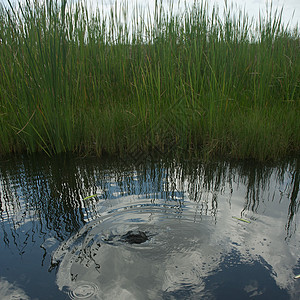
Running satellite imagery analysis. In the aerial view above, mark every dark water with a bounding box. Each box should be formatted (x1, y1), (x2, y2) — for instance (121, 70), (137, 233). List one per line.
(0, 154), (299, 300)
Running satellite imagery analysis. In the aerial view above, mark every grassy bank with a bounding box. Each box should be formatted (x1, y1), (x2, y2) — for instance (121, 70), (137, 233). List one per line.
(0, 0), (299, 160)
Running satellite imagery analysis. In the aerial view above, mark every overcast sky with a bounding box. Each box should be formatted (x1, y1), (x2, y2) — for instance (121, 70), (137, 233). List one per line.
(1, 0), (299, 28)
(88, 0), (299, 28)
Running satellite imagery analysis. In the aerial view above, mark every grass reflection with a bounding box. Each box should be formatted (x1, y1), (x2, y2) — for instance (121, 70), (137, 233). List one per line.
(0, 154), (299, 254)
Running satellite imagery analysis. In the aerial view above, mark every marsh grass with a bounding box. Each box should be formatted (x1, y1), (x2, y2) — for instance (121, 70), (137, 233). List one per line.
(0, 0), (299, 160)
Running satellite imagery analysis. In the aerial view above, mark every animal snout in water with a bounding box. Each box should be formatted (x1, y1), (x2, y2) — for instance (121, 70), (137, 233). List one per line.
(120, 230), (148, 244)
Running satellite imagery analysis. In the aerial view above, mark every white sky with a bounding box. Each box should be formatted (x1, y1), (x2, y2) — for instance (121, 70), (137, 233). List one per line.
(1, 0), (299, 28)
(88, 0), (299, 28)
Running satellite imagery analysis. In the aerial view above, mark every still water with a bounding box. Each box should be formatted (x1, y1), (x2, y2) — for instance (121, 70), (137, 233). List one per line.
(0, 154), (299, 299)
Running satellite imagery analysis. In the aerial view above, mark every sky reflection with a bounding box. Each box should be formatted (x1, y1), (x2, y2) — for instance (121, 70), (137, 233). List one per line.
(0, 155), (299, 298)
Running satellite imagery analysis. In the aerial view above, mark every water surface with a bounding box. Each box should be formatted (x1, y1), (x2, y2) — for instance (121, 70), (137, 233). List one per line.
(0, 154), (299, 299)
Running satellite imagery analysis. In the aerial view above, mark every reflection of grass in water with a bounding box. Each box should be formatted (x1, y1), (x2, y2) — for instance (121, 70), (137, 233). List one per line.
(0, 154), (298, 248)
(0, 0), (299, 160)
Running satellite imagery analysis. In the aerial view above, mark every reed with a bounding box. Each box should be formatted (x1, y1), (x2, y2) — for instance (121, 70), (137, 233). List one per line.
(0, 0), (299, 160)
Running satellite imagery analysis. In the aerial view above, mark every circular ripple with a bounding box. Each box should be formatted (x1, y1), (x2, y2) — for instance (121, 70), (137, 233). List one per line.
(69, 282), (99, 299)
(53, 200), (219, 299)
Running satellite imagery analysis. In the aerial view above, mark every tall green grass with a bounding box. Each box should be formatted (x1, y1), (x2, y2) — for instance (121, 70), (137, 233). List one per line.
(0, 0), (299, 160)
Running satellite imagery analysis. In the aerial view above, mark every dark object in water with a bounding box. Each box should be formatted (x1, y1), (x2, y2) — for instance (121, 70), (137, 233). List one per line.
(119, 230), (148, 244)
